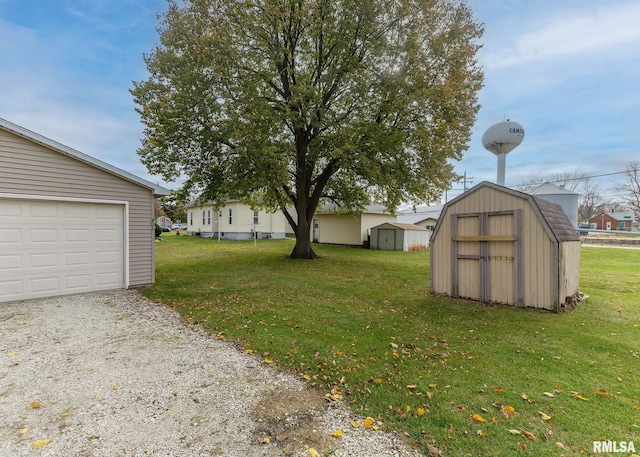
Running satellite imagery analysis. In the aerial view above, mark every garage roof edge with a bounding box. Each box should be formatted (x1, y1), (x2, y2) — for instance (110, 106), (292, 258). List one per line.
(0, 118), (171, 197)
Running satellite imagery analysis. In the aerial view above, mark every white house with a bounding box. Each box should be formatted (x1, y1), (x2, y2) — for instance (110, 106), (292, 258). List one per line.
(187, 200), (289, 240)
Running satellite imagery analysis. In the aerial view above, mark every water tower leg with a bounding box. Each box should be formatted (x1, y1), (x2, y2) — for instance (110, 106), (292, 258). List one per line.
(497, 154), (506, 186)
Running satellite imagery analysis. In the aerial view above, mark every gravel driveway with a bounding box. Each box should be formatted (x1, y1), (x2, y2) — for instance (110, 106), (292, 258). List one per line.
(1, 290), (422, 457)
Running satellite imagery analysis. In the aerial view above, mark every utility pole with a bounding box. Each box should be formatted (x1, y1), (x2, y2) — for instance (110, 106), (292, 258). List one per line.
(463, 170), (474, 192)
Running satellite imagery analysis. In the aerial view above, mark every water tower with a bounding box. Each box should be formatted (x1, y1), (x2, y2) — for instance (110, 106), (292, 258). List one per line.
(482, 120), (525, 186)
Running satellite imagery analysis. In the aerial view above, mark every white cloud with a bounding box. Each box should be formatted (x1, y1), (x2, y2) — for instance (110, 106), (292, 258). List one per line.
(482, 2), (640, 69)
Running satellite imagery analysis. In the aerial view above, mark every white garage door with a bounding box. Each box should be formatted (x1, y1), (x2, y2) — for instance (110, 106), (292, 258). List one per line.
(0, 198), (125, 303)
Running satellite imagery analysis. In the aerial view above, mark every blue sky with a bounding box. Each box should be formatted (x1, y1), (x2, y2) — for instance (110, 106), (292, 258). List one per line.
(1, 0), (639, 203)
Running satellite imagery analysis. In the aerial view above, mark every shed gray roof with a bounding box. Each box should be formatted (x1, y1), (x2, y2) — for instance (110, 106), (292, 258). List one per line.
(0, 117), (170, 197)
(374, 222), (428, 231)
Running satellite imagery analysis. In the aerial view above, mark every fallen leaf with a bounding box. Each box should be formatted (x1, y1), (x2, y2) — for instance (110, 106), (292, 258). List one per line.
(363, 417), (374, 429)
(538, 411), (552, 421)
(427, 444), (442, 456)
(493, 387), (504, 392)
(263, 358), (273, 364)
(373, 378), (383, 384)
(556, 442), (566, 449)
(508, 429), (521, 435)
(33, 439), (51, 449)
(245, 349), (254, 354)
(407, 385), (417, 389)
(308, 448), (319, 457)
(428, 383), (437, 388)
(260, 437), (270, 444)
(517, 442), (527, 450)
(502, 405), (515, 417)
(331, 430), (343, 437)
(521, 430), (536, 441)
(8, 352), (19, 357)
(471, 413), (487, 423)
(303, 375), (311, 381)
(28, 401), (41, 410)
(477, 429), (486, 437)
(595, 389), (611, 398)
(18, 428), (28, 435)
(390, 342), (399, 349)
(276, 434), (288, 442)
(111, 386), (119, 390)
(542, 392), (555, 398)
(416, 407), (425, 416)
(350, 420), (362, 428)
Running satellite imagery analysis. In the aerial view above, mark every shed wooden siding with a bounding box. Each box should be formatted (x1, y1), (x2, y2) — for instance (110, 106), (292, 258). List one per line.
(0, 129), (156, 286)
(430, 185), (570, 310)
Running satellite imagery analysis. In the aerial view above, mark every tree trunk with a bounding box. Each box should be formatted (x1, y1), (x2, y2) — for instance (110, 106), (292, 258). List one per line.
(289, 214), (317, 259)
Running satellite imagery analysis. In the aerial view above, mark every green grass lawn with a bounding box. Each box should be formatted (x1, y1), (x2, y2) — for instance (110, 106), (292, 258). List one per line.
(144, 235), (640, 456)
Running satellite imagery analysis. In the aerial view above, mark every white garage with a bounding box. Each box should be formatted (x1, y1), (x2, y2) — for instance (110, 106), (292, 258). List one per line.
(0, 117), (169, 304)
(0, 198), (127, 302)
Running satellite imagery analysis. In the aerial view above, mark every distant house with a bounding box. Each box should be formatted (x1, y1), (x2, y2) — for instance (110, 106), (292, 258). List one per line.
(589, 211), (636, 231)
(187, 200), (289, 240)
(156, 215), (172, 229)
(397, 204), (443, 231)
(312, 204), (396, 246)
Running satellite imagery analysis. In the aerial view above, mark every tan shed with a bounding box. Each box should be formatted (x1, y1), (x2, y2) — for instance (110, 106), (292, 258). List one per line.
(0, 118), (170, 303)
(430, 181), (581, 311)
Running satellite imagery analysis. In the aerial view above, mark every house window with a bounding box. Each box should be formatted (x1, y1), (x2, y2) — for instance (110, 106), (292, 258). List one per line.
(253, 210), (259, 225)
(218, 210), (222, 218)
(207, 210), (211, 225)
(202, 210), (206, 225)
(426, 224), (435, 230)
(229, 208), (233, 225)
(189, 211), (193, 226)
(619, 221), (625, 228)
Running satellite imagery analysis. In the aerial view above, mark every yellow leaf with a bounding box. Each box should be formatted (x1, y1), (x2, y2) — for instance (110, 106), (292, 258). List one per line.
(18, 428), (28, 435)
(245, 349), (254, 354)
(303, 374), (311, 381)
(33, 439), (51, 449)
(595, 389), (611, 397)
(331, 430), (342, 437)
(493, 387), (504, 392)
(521, 430), (536, 441)
(477, 429), (486, 437)
(508, 429), (521, 435)
(556, 442), (566, 449)
(542, 392), (555, 398)
(111, 385), (119, 390)
(8, 352), (19, 357)
(264, 358), (273, 364)
(260, 437), (271, 444)
(405, 405), (411, 413)
(471, 413), (487, 423)
(363, 417), (374, 429)
(538, 411), (552, 421)
(350, 420), (362, 428)
(501, 405), (515, 417)
(575, 394), (588, 401)
(28, 401), (41, 410)
(308, 448), (319, 457)
(373, 378), (383, 384)
(416, 407), (425, 416)
(372, 425), (380, 431)
(407, 385), (417, 389)
(428, 383), (437, 388)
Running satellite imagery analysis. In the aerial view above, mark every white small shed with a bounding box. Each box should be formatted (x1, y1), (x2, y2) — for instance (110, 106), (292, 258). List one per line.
(430, 182), (581, 311)
(370, 223), (429, 251)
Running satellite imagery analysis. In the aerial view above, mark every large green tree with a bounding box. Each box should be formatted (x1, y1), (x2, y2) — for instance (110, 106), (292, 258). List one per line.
(132, 0), (484, 258)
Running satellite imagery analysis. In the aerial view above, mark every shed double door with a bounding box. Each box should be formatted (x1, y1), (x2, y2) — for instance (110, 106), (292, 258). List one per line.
(451, 211), (522, 306)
